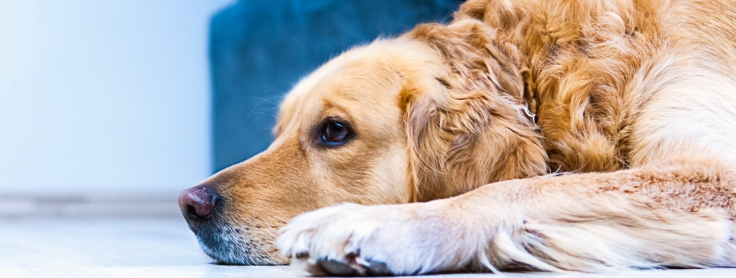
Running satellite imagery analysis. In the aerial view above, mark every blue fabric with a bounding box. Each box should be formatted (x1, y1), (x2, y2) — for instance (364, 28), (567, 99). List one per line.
(210, 0), (462, 171)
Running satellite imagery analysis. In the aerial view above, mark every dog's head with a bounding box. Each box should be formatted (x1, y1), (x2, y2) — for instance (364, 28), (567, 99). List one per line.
(178, 20), (547, 265)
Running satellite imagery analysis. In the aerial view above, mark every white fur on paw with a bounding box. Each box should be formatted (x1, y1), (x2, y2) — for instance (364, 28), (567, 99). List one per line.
(277, 203), (392, 275)
(277, 202), (485, 276)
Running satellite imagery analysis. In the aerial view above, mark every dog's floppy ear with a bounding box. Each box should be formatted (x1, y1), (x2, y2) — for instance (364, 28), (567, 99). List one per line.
(403, 21), (548, 202)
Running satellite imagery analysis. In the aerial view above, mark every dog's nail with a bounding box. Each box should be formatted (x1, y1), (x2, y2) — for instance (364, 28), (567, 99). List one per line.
(318, 259), (357, 276)
(366, 260), (392, 276)
(295, 251), (309, 259)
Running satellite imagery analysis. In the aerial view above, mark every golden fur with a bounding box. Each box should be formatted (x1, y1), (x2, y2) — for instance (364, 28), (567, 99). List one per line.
(187, 0), (736, 274)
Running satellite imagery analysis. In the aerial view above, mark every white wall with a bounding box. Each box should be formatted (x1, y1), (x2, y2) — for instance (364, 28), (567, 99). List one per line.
(0, 0), (232, 193)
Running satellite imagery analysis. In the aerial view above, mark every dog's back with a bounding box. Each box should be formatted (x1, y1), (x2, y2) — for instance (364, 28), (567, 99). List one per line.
(457, 0), (736, 170)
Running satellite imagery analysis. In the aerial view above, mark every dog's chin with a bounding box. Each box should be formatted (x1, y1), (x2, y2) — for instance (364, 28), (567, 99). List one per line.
(194, 221), (285, 265)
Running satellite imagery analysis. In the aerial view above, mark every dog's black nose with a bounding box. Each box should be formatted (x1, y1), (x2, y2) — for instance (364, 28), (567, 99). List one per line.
(179, 185), (220, 229)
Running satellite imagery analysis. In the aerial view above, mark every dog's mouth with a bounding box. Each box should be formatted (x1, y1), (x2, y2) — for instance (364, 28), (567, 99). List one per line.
(179, 185), (289, 265)
(192, 219), (286, 265)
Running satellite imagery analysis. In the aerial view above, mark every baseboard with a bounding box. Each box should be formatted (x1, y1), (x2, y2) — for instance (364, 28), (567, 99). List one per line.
(0, 192), (183, 218)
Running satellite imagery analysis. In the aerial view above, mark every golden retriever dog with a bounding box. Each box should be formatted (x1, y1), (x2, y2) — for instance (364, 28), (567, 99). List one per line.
(179, 0), (736, 274)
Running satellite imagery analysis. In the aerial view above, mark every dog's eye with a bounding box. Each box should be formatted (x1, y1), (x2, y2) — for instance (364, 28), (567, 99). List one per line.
(320, 120), (352, 146)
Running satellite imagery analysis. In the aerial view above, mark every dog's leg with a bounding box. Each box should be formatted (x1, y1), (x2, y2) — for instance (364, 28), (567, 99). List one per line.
(277, 160), (736, 275)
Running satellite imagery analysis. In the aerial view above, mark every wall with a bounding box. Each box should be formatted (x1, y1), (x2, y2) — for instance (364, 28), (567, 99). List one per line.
(0, 0), (232, 193)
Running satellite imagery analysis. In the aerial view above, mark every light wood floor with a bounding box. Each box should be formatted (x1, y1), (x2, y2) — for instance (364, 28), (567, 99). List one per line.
(1, 218), (734, 277)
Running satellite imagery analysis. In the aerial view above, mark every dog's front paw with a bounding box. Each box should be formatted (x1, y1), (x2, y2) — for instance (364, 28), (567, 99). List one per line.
(277, 203), (395, 275)
(277, 202), (479, 276)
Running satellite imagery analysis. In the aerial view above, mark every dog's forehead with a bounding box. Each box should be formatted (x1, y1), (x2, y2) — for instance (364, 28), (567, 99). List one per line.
(274, 69), (401, 138)
(275, 39), (435, 136)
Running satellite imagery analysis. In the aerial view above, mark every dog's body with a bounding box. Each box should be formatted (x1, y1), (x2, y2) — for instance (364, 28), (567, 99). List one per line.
(179, 0), (736, 274)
